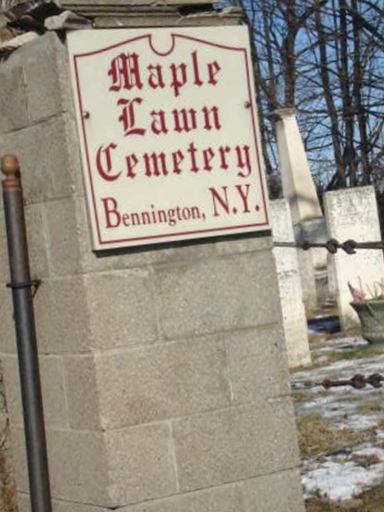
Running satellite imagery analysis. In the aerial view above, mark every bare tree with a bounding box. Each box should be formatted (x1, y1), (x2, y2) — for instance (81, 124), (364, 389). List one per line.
(241, 0), (384, 194)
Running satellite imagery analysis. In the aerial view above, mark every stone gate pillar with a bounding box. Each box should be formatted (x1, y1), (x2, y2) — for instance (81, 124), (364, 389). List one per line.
(0, 25), (304, 512)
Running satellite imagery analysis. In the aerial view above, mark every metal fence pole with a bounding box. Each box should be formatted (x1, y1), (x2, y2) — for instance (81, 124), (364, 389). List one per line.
(1, 155), (52, 512)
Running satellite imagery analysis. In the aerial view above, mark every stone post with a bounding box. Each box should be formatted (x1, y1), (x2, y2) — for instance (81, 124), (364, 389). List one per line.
(273, 109), (322, 224)
(274, 108), (327, 313)
(0, 32), (304, 512)
(270, 199), (311, 368)
(324, 186), (384, 331)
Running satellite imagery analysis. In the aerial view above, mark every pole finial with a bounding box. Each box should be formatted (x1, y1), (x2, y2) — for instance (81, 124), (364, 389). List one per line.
(1, 155), (20, 177)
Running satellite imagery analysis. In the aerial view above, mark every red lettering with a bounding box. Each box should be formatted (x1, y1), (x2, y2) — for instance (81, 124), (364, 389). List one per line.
(172, 108), (197, 133)
(208, 61), (221, 85)
(150, 110), (168, 135)
(144, 153), (168, 177)
(187, 142), (199, 173)
(170, 62), (187, 97)
(203, 147), (215, 171)
(96, 143), (121, 181)
(191, 51), (203, 86)
(148, 64), (165, 89)
(125, 153), (138, 178)
(176, 206), (183, 221)
(218, 146), (231, 170)
(236, 145), (252, 178)
(209, 186), (230, 216)
(122, 213), (130, 226)
(101, 197), (121, 228)
(235, 184), (251, 213)
(202, 106), (221, 131)
(172, 150), (184, 174)
(117, 97), (146, 137)
(108, 53), (142, 92)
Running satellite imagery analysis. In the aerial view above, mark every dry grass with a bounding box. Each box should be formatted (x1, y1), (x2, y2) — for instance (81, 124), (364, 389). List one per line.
(308, 344), (384, 369)
(357, 403), (382, 414)
(298, 327), (384, 510)
(297, 413), (376, 458)
(292, 391), (311, 404)
(351, 453), (382, 469)
(358, 481), (384, 511)
(0, 29), (13, 44)
(300, 413), (384, 511)
(374, 418), (384, 430)
(306, 481), (384, 511)
(306, 496), (363, 511)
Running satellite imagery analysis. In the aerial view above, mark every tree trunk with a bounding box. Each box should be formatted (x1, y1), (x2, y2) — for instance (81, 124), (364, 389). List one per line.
(283, 0), (297, 107)
(339, 0), (357, 185)
(315, 5), (346, 186)
(351, 0), (371, 184)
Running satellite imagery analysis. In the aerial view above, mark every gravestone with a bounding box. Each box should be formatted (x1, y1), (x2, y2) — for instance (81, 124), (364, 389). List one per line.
(273, 108), (326, 313)
(324, 186), (384, 330)
(0, 21), (304, 512)
(271, 199), (311, 368)
(294, 218), (329, 307)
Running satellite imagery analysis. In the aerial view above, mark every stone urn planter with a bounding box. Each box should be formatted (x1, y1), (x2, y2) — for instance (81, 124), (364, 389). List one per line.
(350, 300), (384, 344)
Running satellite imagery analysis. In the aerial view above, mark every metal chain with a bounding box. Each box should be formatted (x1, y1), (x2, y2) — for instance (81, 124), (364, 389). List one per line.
(274, 238), (384, 254)
(292, 373), (384, 391)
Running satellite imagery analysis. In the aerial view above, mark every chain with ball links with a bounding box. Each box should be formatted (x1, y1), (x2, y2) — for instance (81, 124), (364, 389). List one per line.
(274, 239), (384, 254)
(291, 373), (384, 391)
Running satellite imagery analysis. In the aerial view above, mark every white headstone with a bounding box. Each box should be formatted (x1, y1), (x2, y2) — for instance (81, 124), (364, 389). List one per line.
(296, 249), (318, 313)
(324, 186), (384, 330)
(271, 199), (311, 368)
(327, 252), (337, 300)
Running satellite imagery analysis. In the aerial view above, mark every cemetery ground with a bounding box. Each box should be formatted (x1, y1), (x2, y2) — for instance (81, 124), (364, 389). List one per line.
(295, 317), (384, 512)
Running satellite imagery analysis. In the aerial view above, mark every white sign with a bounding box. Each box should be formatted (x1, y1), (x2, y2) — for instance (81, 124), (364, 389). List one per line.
(67, 27), (270, 250)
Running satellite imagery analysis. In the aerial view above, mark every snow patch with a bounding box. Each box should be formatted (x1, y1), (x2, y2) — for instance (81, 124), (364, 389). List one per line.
(303, 459), (384, 501)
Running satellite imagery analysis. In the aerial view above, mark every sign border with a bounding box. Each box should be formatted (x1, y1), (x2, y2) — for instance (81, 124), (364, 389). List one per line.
(72, 31), (270, 248)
